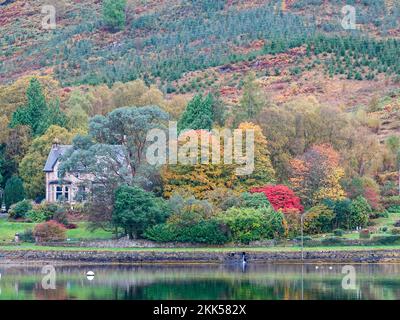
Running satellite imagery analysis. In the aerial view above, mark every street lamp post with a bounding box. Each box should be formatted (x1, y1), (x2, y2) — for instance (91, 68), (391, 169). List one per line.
(301, 212), (305, 261)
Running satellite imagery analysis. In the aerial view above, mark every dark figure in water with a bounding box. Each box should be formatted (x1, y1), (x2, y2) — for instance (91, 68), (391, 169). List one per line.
(242, 252), (247, 264)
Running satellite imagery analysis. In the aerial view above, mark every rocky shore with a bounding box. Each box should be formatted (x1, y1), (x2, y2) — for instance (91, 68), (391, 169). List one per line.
(2, 248), (400, 264)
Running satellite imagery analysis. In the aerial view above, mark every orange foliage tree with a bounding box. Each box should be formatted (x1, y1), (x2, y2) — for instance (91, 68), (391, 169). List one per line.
(289, 144), (346, 206)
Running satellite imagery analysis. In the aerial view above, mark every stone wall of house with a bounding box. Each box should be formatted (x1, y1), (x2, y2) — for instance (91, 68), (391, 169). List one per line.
(2, 249), (400, 263)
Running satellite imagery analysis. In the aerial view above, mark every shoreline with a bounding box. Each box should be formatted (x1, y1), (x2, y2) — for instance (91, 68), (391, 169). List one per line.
(3, 247), (400, 264)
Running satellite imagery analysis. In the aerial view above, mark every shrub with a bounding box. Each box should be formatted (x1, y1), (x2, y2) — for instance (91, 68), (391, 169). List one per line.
(8, 200), (32, 220)
(19, 229), (35, 243)
(203, 188), (242, 211)
(388, 205), (400, 213)
(394, 220), (400, 227)
(370, 211), (389, 219)
(53, 208), (69, 226)
(219, 207), (287, 244)
(40, 202), (62, 221)
(304, 205), (335, 234)
(27, 210), (46, 223)
(240, 192), (271, 209)
(294, 235), (313, 241)
(371, 235), (400, 245)
(321, 237), (343, 245)
(350, 196), (371, 228)
(33, 220), (67, 242)
(113, 185), (168, 239)
(359, 229), (371, 239)
(102, 0), (126, 31)
(382, 196), (400, 209)
(176, 220), (229, 244)
(333, 229), (344, 237)
(144, 224), (177, 243)
(144, 220), (229, 245)
(391, 228), (400, 235)
(29, 202), (62, 222)
(285, 210), (302, 238)
(168, 194), (212, 227)
(251, 185), (303, 214)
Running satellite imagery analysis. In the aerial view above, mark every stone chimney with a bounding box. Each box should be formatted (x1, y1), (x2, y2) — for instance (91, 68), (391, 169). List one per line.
(52, 138), (60, 151)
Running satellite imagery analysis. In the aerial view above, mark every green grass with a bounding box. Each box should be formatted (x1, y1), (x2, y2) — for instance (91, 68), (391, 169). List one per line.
(0, 219), (36, 242)
(65, 222), (114, 240)
(0, 219), (113, 242)
(311, 211), (400, 241)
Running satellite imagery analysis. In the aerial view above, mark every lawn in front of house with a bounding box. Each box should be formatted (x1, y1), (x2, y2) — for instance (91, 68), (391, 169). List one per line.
(0, 219), (114, 242)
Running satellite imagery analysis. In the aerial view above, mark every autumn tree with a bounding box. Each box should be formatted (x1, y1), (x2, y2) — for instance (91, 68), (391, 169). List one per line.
(112, 80), (148, 108)
(0, 75), (59, 121)
(66, 104), (89, 132)
(341, 127), (383, 178)
(19, 126), (76, 200)
(89, 84), (114, 115)
(162, 123), (275, 198)
(164, 96), (187, 120)
(162, 130), (236, 199)
(65, 90), (94, 116)
(251, 185), (303, 214)
(290, 144), (346, 206)
(234, 72), (268, 125)
(232, 122), (276, 191)
(258, 105), (295, 181)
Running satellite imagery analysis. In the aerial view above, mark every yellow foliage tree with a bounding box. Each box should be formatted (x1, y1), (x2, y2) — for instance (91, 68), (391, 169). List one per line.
(162, 122), (275, 199)
(19, 125), (81, 199)
(314, 168), (346, 202)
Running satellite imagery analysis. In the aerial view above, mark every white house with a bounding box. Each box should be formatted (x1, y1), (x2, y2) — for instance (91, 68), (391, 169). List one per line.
(43, 143), (89, 203)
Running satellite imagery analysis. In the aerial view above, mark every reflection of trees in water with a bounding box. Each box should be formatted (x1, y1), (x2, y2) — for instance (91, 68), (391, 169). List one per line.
(2, 264), (400, 300)
(33, 284), (68, 300)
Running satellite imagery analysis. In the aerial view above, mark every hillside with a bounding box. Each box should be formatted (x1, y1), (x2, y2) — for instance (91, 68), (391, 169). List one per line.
(0, 0), (400, 206)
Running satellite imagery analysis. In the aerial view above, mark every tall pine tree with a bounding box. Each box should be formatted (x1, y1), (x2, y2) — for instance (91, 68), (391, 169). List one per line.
(10, 78), (68, 136)
(10, 78), (48, 136)
(177, 94), (214, 132)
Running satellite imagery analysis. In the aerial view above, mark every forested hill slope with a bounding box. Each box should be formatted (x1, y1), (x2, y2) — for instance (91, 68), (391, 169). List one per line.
(0, 0), (399, 88)
(1, 0), (400, 209)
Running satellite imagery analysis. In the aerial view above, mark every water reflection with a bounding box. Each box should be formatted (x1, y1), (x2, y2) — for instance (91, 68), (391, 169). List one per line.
(0, 264), (399, 300)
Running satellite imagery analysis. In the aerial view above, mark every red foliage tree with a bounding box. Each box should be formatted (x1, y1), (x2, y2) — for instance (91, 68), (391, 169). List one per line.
(251, 185), (304, 214)
(363, 187), (381, 211)
(33, 220), (67, 242)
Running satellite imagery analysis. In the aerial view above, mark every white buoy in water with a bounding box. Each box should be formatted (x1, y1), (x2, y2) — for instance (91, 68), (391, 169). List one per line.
(86, 271), (95, 281)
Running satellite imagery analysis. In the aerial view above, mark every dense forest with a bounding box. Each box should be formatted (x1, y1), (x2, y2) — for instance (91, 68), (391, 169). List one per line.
(1, 0), (400, 243)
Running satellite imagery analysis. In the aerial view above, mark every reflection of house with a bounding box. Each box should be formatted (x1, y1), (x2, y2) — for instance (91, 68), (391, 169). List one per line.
(43, 143), (89, 203)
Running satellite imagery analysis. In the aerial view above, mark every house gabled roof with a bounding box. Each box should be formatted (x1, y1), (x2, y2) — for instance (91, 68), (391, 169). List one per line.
(43, 145), (71, 172)
(43, 144), (128, 173)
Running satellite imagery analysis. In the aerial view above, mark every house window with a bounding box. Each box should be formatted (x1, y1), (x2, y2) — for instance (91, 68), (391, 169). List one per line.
(56, 186), (63, 200)
(65, 186), (69, 201)
(77, 186), (87, 202)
